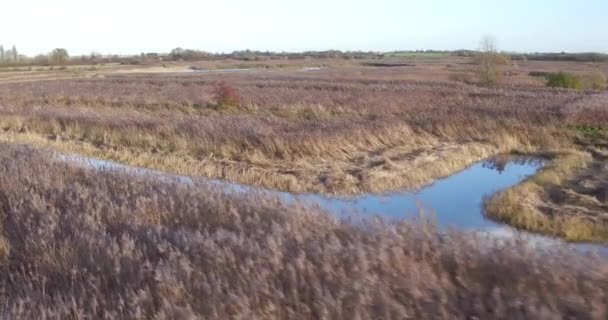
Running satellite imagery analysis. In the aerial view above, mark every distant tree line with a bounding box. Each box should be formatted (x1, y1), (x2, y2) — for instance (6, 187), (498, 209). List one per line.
(164, 48), (385, 61)
(0, 45), (20, 64)
(169, 48), (212, 61)
(1, 44), (607, 68)
(0, 45), (71, 66)
(510, 52), (608, 62)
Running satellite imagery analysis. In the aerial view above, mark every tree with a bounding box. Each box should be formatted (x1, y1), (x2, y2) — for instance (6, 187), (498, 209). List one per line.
(50, 48), (69, 65)
(11, 45), (17, 62)
(33, 54), (50, 65)
(477, 36), (500, 85)
(169, 47), (186, 60)
(0, 46), (4, 64)
(169, 47), (210, 61)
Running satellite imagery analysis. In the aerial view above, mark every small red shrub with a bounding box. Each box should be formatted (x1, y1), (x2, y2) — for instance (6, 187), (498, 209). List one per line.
(213, 81), (242, 107)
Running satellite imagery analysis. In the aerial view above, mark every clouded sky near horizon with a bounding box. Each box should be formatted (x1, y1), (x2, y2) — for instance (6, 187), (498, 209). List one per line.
(3, 0), (606, 55)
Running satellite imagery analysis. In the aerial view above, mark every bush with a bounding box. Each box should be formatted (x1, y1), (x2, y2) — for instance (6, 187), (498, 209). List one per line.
(546, 72), (582, 89)
(449, 72), (476, 84)
(475, 54), (509, 86)
(581, 71), (608, 90)
(529, 71), (551, 78)
(213, 81), (242, 107)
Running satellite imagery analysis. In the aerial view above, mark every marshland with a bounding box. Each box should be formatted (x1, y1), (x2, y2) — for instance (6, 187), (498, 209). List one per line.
(0, 52), (607, 318)
(2, 1), (608, 316)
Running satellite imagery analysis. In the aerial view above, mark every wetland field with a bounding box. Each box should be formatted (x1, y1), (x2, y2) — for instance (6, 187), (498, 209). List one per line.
(0, 57), (607, 318)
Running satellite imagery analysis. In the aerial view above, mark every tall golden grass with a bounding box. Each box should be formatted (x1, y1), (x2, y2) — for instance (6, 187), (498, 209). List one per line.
(0, 71), (601, 194)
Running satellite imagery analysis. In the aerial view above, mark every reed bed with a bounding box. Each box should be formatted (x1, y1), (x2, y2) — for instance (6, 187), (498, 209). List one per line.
(0, 68), (606, 242)
(0, 144), (605, 319)
(0, 71), (602, 194)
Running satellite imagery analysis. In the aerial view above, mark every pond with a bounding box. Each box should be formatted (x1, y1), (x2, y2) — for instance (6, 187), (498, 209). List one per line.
(57, 154), (608, 255)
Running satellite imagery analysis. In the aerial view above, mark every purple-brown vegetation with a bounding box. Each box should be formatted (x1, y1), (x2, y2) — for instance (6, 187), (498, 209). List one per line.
(1, 70), (604, 198)
(0, 143), (606, 319)
(0, 71), (604, 153)
(0, 60), (606, 318)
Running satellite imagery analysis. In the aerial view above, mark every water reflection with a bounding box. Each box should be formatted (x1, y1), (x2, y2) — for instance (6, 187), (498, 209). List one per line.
(482, 156), (544, 174)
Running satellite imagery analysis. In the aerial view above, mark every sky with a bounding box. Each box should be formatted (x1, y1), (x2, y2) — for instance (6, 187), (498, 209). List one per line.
(2, 0), (607, 56)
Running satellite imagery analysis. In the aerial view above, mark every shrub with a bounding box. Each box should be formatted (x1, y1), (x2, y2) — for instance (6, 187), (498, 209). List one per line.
(475, 53), (510, 86)
(581, 71), (608, 90)
(529, 71), (551, 78)
(449, 72), (475, 84)
(546, 72), (582, 89)
(213, 81), (242, 107)
(476, 36), (500, 86)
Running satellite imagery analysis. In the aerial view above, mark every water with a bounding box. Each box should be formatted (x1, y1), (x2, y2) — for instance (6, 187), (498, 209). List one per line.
(301, 67), (326, 71)
(57, 154), (608, 255)
(186, 68), (254, 73)
(294, 159), (541, 230)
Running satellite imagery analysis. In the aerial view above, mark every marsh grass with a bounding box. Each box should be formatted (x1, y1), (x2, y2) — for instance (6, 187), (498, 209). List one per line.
(0, 143), (606, 319)
(486, 150), (608, 242)
(0, 68), (606, 243)
(0, 71), (596, 194)
(0, 65), (607, 317)
(0, 125), (565, 196)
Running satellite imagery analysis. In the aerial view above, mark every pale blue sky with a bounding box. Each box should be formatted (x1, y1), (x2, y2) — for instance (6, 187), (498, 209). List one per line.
(3, 0), (607, 55)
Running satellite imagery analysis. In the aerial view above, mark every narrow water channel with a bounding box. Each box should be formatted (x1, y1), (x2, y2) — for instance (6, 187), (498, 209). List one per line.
(57, 154), (608, 255)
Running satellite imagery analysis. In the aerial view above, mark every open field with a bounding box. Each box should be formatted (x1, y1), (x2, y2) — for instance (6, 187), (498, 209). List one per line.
(2, 56), (607, 84)
(0, 143), (606, 318)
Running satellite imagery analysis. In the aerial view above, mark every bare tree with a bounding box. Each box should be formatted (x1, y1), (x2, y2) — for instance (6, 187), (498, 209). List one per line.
(478, 35), (500, 85)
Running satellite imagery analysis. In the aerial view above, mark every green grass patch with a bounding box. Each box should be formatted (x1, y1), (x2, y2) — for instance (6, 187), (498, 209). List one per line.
(569, 125), (603, 137)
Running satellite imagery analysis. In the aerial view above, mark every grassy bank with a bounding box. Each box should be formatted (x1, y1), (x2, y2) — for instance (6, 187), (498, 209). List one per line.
(486, 150), (608, 242)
